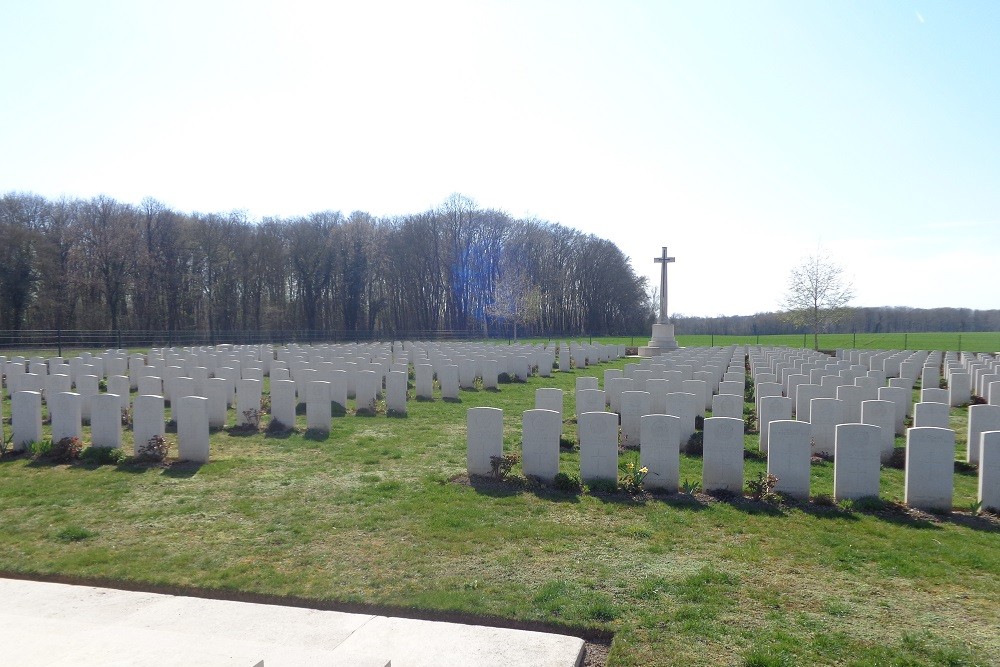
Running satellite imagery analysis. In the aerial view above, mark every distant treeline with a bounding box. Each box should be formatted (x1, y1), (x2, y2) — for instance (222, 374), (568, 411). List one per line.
(674, 307), (1000, 336)
(0, 192), (652, 337)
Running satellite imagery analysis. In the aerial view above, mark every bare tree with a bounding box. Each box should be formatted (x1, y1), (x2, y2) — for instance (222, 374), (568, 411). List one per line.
(487, 266), (542, 341)
(781, 249), (855, 350)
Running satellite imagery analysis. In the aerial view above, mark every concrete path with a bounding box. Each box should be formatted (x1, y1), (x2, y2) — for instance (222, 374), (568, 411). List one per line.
(0, 578), (585, 667)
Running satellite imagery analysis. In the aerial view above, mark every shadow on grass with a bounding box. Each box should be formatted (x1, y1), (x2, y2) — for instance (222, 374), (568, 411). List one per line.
(386, 411), (408, 419)
(226, 426), (262, 438)
(162, 460), (202, 478)
(303, 428), (329, 441)
(332, 404), (347, 417)
(442, 397), (463, 404)
(415, 396), (435, 402)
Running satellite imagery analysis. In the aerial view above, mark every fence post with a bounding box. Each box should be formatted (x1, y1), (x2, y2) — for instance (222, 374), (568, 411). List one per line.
(116, 330), (122, 350)
(57, 327), (62, 357)
(904, 333), (908, 349)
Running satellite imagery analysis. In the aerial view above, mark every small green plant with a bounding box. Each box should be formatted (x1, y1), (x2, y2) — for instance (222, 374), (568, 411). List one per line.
(746, 471), (780, 503)
(489, 453), (519, 481)
(968, 500), (984, 516)
(260, 395), (271, 414)
(812, 493), (835, 506)
(121, 404), (133, 427)
(621, 461), (649, 493)
(55, 526), (96, 542)
(36, 436), (83, 462)
(0, 433), (11, 457)
(241, 407), (263, 430)
(553, 472), (582, 493)
(136, 434), (169, 463)
(587, 478), (618, 494)
(81, 446), (128, 465)
(680, 478), (701, 495)
(685, 431), (704, 455)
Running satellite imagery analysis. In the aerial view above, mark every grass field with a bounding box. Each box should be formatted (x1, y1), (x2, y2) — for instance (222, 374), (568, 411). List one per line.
(581, 333), (1000, 353)
(0, 358), (997, 666)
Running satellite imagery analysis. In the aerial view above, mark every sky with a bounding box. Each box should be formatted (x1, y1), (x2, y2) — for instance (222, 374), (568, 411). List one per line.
(2, 0), (998, 318)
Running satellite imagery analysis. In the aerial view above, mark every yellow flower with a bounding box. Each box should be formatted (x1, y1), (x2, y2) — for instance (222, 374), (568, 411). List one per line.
(639, 467), (648, 474)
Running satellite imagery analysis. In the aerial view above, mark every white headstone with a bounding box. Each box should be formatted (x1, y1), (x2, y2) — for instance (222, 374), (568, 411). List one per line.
(579, 411), (619, 484)
(11, 390), (42, 451)
(767, 420), (811, 499)
(639, 414), (680, 492)
(521, 409), (561, 483)
(702, 416), (744, 492)
(833, 423), (882, 501)
(176, 395), (209, 462)
(904, 426), (955, 512)
(979, 430), (1000, 511)
(467, 407), (504, 476)
(966, 404), (1000, 465)
(90, 393), (122, 449)
(133, 394), (165, 455)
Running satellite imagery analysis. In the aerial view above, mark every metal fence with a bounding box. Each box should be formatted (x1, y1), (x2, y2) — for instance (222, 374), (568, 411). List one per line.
(0, 329), (604, 354)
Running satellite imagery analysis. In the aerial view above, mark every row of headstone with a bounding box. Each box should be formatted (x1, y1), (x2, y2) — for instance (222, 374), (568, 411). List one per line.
(6, 390), (210, 463)
(466, 404), (1000, 512)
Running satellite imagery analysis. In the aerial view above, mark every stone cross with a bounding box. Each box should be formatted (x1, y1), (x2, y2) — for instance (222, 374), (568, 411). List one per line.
(654, 246), (676, 324)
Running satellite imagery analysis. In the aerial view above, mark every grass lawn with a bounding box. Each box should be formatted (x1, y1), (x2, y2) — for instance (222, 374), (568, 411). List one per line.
(0, 358), (997, 666)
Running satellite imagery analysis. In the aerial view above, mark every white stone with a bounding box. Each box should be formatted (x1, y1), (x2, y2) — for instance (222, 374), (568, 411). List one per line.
(269, 379), (297, 428)
(575, 377), (599, 392)
(387, 370), (407, 415)
(306, 381), (332, 432)
(439, 365), (460, 400)
(459, 359), (477, 389)
(205, 378), (229, 429)
(877, 386), (910, 435)
(682, 379), (709, 416)
(138, 375), (162, 398)
(913, 401), (950, 429)
(606, 377), (634, 414)
(76, 374), (99, 422)
(949, 372), (971, 407)
(11, 391), (42, 451)
(50, 391), (83, 442)
(133, 394), (165, 455)
(665, 391), (698, 447)
(415, 364), (434, 399)
(767, 420), (811, 499)
(920, 388), (949, 404)
(43, 374), (71, 404)
(979, 430), (1000, 511)
(176, 395), (210, 463)
(535, 388), (564, 418)
(521, 409), (561, 483)
(640, 414), (680, 492)
(481, 359), (499, 389)
(467, 407), (504, 476)
(90, 393), (122, 449)
(861, 399), (896, 462)
(579, 411), (619, 484)
(711, 393), (743, 419)
(833, 423), (882, 501)
(236, 379), (262, 427)
(966, 404), (1000, 465)
(758, 396), (792, 453)
(702, 416), (744, 493)
(810, 398), (846, 457)
(620, 390), (651, 449)
(904, 426), (955, 512)
(795, 384), (824, 423)
(355, 370), (379, 413)
(575, 389), (606, 419)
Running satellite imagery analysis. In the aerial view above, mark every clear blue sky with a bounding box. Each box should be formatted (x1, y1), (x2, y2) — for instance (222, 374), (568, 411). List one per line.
(2, 1), (998, 317)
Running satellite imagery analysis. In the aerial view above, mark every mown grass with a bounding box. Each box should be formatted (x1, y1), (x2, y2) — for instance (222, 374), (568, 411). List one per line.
(0, 359), (997, 667)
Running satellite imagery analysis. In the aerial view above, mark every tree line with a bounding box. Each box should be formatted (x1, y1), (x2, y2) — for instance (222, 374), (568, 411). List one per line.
(674, 306), (1000, 336)
(0, 192), (653, 337)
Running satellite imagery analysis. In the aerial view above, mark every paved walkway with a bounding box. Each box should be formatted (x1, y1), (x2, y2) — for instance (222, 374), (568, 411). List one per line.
(0, 578), (585, 667)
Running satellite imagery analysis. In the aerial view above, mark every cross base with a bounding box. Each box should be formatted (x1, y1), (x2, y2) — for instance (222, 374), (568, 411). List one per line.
(638, 323), (679, 357)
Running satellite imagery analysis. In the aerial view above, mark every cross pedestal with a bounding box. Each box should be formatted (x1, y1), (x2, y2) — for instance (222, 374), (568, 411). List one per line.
(639, 246), (679, 357)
